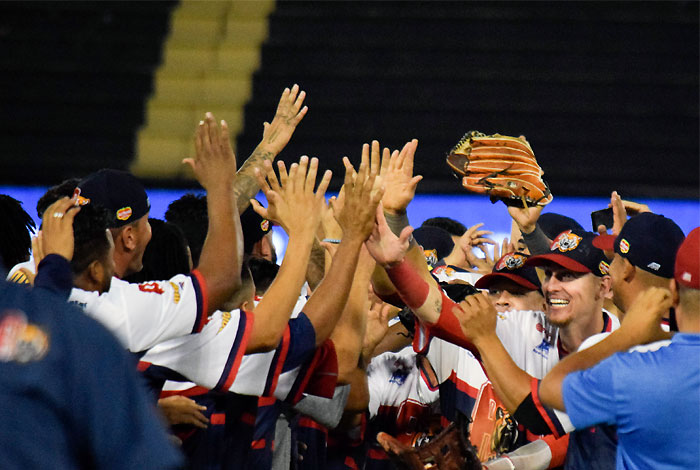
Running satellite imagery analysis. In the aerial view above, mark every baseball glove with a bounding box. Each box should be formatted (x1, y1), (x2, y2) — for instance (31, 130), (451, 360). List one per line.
(446, 131), (553, 207)
(376, 423), (482, 470)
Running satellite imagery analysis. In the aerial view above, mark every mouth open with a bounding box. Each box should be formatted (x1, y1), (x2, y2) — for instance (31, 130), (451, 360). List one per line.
(548, 298), (570, 307)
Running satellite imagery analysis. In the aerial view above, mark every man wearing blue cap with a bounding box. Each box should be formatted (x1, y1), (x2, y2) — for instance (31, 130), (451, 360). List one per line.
(592, 212), (685, 322)
(76, 168), (153, 279)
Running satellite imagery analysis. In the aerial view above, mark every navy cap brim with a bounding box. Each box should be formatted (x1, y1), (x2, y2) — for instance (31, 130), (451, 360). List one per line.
(474, 272), (540, 291)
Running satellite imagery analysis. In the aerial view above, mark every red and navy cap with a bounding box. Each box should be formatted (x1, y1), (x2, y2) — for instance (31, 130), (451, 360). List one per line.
(475, 252), (541, 291)
(674, 227), (700, 290)
(240, 201), (272, 254)
(593, 213), (685, 279)
(76, 169), (150, 228)
(526, 230), (610, 277)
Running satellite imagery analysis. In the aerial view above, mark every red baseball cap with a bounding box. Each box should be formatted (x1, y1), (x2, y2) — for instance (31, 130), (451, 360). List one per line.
(674, 227), (700, 289)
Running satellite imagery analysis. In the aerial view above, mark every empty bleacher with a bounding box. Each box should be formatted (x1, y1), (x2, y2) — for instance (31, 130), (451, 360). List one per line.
(0, 1), (176, 184)
(237, 1), (699, 198)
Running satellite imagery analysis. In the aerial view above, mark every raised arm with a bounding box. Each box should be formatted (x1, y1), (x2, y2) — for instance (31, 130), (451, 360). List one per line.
(233, 84), (308, 212)
(185, 113), (242, 314)
(302, 143), (384, 347)
(246, 156), (331, 352)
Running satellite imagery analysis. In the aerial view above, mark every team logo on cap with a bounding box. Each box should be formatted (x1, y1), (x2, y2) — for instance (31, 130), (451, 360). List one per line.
(619, 239), (630, 254)
(599, 260), (610, 275)
(496, 253), (526, 271)
(260, 219), (270, 232)
(551, 231), (582, 252)
(72, 188), (91, 206)
(423, 249), (439, 267)
(116, 206), (132, 221)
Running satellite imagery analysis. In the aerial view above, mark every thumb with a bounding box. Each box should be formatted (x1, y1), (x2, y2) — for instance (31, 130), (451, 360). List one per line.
(250, 199), (267, 218)
(182, 158), (196, 171)
(398, 225), (414, 244)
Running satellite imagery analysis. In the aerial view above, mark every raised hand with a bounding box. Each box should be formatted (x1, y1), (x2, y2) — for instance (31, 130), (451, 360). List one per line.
(185, 112), (237, 191)
(259, 84), (308, 156)
(250, 156), (331, 237)
(365, 205), (414, 268)
(507, 203), (543, 235)
(381, 139), (422, 214)
(39, 196), (81, 261)
(334, 144), (385, 242)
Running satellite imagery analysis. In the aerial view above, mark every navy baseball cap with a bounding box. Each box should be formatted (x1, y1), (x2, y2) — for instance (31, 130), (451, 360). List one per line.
(538, 213), (584, 239)
(593, 213), (685, 279)
(526, 230), (610, 277)
(240, 201), (271, 254)
(75, 169), (150, 228)
(475, 252), (541, 291)
(413, 226), (455, 269)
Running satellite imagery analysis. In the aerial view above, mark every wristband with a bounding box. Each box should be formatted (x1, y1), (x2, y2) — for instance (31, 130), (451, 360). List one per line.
(385, 258), (430, 310)
(322, 238), (341, 244)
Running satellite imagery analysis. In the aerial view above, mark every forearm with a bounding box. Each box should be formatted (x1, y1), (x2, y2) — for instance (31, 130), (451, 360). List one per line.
(476, 334), (532, 413)
(247, 233), (314, 352)
(522, 225), (553, 255)
(197, 184), (242, 314)
(384, 255), (442, 324)
(305, 237), (326, 291)
(233, 145), (276, 212)
(304, 237), (363, 346)
(540, 329), (630, 410)
(331, 253), (374, 382)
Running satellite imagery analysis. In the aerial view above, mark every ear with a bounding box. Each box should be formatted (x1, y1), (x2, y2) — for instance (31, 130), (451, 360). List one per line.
(600, 275), (613, 300)
(88, 259), (105, 289)
(120, 224), (137, 251)
(621, 257), (636, 283)
(669, 278), (680, 308)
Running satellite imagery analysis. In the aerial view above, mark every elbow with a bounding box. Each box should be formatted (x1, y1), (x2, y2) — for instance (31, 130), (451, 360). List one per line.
(246, 331), (283, 354)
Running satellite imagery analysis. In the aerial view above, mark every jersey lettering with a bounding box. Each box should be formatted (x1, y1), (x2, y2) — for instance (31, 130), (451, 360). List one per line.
(138, 282), (165, 295)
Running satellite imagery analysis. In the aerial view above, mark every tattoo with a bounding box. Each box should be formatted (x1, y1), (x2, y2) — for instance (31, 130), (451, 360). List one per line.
(233, 148), (275, 212)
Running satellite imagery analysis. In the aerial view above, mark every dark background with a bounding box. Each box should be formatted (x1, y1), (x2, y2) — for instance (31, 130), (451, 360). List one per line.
(1, 1), (698, 199)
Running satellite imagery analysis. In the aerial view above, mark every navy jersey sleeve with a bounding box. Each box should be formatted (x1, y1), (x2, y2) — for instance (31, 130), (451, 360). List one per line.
(283, 312), (317, 372)
(34, 254), (73, 299)
(562, 355), (618, 430)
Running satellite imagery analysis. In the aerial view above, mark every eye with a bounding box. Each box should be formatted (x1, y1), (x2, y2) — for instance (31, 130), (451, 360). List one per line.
(488, 289), (501, 296)
(560, 272), (578, 282)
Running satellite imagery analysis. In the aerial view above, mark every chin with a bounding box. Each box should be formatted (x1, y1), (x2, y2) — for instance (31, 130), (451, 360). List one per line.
(546, 309), (573, 327)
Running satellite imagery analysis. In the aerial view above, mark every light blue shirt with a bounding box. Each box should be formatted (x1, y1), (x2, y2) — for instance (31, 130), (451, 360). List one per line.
(562, 334), (700, 470)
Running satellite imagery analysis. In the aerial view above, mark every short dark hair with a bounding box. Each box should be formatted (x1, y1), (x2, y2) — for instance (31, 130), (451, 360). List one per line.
(0, 195), (36, 269)
(71, 203), (111, 276)
(124, 219), (191, 283)
(421, 217), (467, 236)
(36, 178), (80, 220)
(165, 194), (207, 267)
(247, 256), (280, 295)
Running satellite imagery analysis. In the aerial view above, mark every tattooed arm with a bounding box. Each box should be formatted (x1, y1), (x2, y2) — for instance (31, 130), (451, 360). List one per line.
(234, 84), (308, 212)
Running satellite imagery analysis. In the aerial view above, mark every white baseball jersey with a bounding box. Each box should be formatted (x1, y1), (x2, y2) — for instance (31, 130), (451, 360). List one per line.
(367, 346), (441, 422)
(68, 273), (207, 353)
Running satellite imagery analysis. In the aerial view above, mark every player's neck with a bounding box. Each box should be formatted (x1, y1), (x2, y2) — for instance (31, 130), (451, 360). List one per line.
(559, 307), (605, 353)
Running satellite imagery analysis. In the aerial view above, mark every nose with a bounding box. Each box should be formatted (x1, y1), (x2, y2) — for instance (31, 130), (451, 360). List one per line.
(543, 274), (560, 294)
(495, 291), (510, 308)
